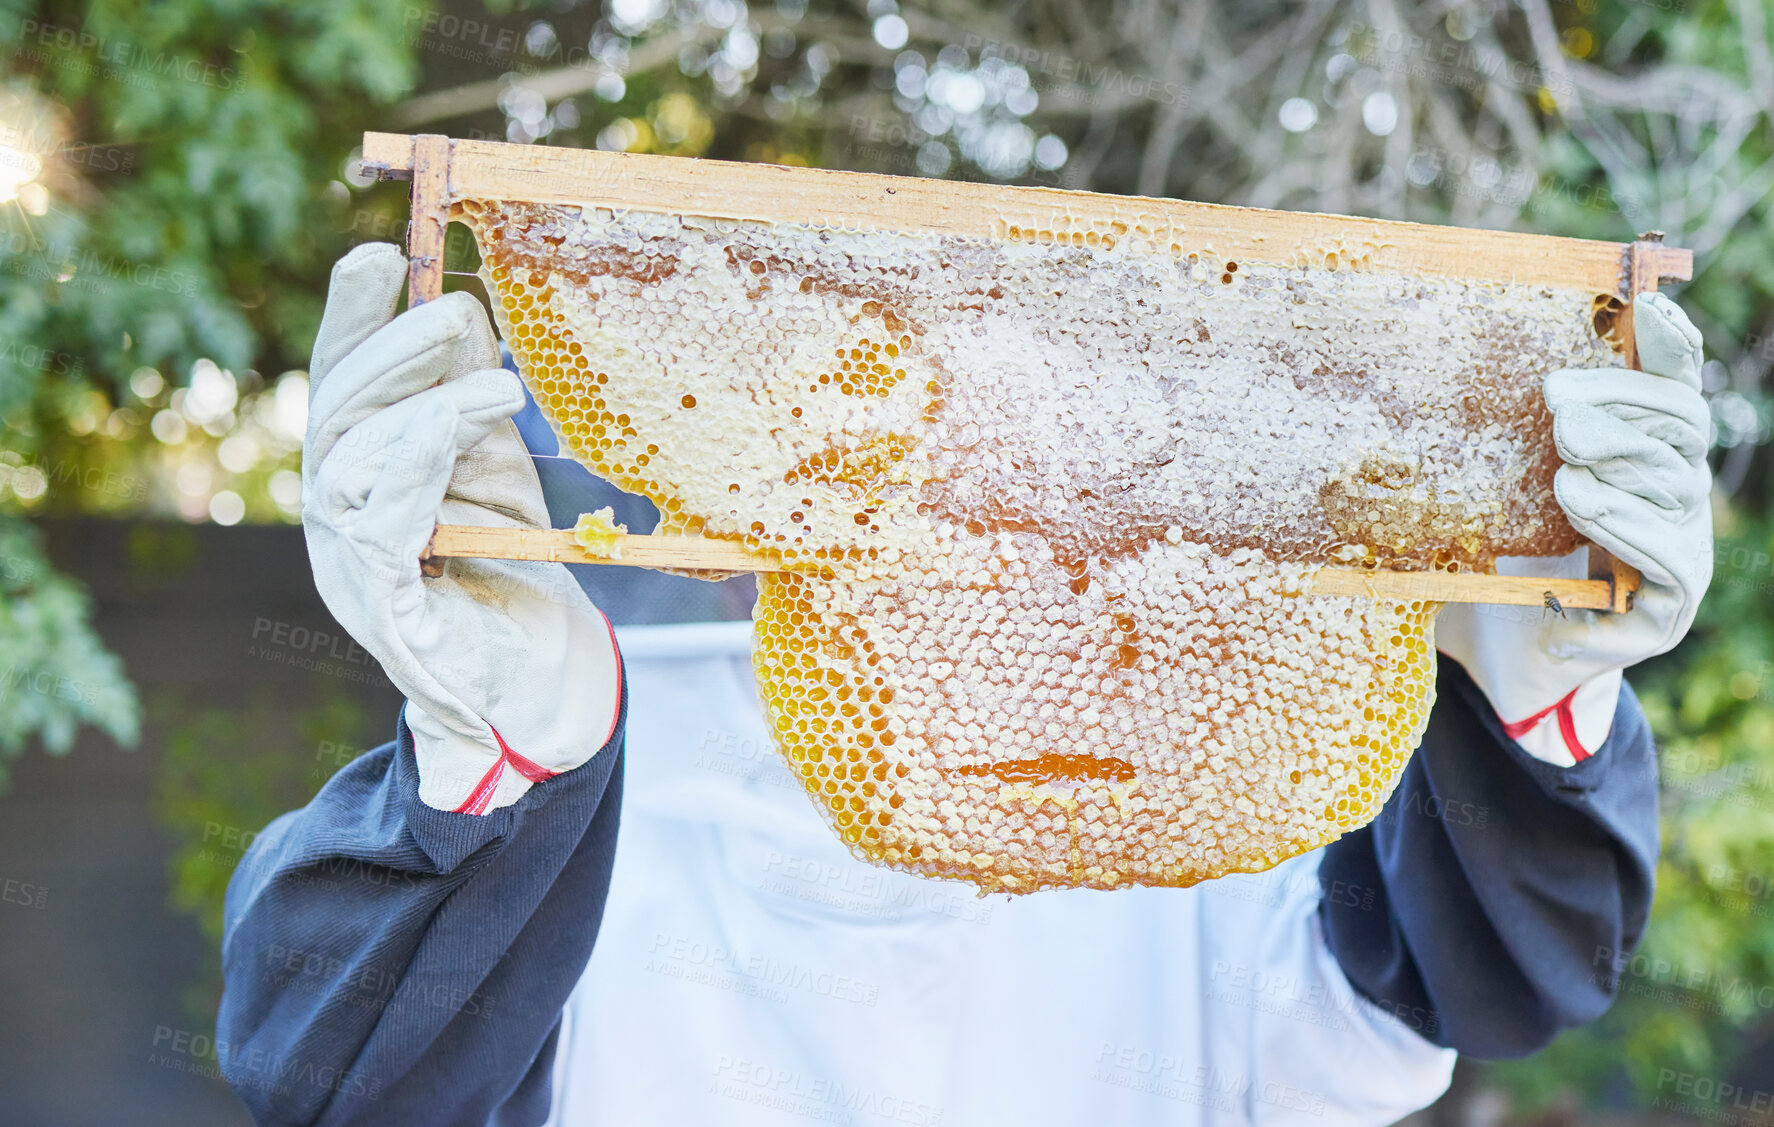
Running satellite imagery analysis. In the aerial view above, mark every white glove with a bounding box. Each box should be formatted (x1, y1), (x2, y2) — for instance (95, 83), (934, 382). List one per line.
(1436, 293), (1712, 765)
(302, 243), (622, 812)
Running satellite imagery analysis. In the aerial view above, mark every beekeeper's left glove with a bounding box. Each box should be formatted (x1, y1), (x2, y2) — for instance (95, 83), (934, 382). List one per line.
(1436, 293), (1712, 765)
(302, 243), (621, 813)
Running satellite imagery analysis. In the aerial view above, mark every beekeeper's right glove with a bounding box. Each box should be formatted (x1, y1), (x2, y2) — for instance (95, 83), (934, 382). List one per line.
(303, 243), (622, 813)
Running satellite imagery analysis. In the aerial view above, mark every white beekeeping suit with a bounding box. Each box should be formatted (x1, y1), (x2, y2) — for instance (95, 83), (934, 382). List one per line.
(547, 623), (1454, 1127)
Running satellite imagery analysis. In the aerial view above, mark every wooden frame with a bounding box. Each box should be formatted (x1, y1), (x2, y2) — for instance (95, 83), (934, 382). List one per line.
(366, 132), (1692, 612)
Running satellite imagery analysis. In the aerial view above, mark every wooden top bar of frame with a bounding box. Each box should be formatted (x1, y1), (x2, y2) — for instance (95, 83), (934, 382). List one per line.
(362, 132), (1691, 293)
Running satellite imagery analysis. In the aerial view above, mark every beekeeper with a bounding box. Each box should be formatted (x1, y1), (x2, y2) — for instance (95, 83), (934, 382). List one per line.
(217, 243), (1709, 1125)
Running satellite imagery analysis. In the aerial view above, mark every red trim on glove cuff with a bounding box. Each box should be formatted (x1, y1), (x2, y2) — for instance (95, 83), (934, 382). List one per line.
(446, 613), (623, 816)
(1499, 687), (1592, 763)
(450, 726), (560, 816)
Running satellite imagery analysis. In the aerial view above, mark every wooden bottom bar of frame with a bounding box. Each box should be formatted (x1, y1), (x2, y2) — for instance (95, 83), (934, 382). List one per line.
(421, 525), (1635, 611)
(1302, 565), (1624, 610)
(424, 524), (781, 573)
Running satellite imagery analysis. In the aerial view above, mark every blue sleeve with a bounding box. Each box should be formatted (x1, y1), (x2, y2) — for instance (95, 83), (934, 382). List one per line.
(1318, 658), (1660, 1059)
(216, 701), (625, 1126)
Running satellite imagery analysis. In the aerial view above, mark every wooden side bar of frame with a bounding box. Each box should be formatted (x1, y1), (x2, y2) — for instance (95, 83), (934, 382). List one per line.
(369, 132), (1689, 612)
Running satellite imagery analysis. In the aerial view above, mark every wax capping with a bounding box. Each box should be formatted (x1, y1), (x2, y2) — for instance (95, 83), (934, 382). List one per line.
(571, 507), (628, 557)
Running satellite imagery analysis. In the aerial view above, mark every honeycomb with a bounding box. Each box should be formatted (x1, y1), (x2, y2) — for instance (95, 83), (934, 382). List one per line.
(461, 197), (1616, 893)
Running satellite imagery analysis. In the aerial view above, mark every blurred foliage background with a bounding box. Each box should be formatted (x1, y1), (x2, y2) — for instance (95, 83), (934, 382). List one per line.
(3, 0), (1773, 1118)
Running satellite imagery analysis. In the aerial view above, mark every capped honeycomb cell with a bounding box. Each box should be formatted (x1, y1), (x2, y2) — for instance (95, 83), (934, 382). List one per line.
(461, 197), (1615, 893)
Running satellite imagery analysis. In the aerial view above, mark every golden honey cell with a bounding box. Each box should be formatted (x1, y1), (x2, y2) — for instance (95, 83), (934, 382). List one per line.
(461, 198), (1614, 894)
